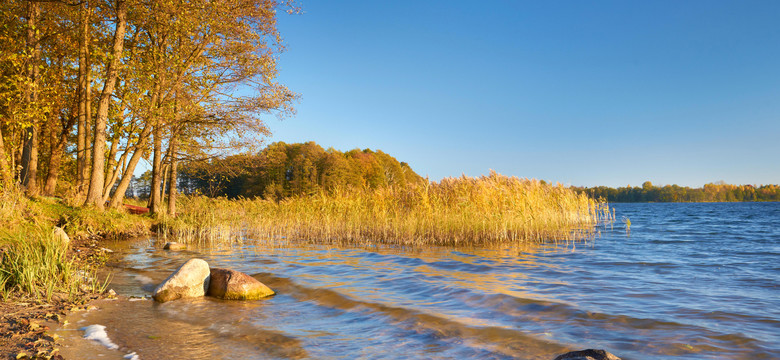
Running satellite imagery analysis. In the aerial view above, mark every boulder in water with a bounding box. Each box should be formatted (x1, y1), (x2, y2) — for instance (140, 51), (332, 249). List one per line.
(207, 268), (275, 300)
(163, 242), (186, 250)
(152, 259), (211, 303)
(553, 349), (621, 360)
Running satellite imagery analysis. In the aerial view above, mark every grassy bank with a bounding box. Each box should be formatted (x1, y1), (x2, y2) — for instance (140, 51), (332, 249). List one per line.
(0, 188), (150, 302)
(160, 172), (612, 246)
(0, 188), (153, 358)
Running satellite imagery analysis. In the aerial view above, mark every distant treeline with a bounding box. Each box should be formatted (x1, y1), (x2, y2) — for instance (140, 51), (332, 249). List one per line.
(574, 182), (780, 202)
(176, 142), (424, 200)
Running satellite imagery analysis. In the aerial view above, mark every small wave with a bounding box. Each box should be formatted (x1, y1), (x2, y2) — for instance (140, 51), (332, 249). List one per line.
(589, 260), (679, 268)
(253, 272), (569, 358)
(459, 290), (777, 358)
(648, 239), (695, 244)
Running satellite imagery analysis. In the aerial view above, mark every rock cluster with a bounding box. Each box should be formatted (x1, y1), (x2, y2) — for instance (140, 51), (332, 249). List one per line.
(152, 258), (274, 303)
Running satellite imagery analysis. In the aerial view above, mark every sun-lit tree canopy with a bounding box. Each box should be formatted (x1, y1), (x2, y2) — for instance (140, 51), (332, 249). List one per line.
(0, 0), (298, 215)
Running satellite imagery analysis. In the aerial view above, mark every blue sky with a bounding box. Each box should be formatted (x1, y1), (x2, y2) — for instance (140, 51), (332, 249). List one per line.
(266, 0), (780, 187)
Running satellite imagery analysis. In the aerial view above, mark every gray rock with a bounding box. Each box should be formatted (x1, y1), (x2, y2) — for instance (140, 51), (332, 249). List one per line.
(553, 349), (621, 360)
(52, 226), (70, 247)
(163, 242), (186, 250)
(152, 259), (211, 303)
(207, 268), (275, 300)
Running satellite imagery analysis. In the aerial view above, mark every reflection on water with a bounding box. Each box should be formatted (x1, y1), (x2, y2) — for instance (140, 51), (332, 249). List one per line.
(56, 203), (780, 359)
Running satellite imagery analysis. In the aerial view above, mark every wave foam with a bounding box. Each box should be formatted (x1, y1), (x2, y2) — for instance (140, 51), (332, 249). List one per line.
(81, 324), (119, 350)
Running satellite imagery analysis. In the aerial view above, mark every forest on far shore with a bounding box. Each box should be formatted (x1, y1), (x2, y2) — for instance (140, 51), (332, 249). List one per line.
(574, 181), (780, 203)
(151, 141), (425, 200)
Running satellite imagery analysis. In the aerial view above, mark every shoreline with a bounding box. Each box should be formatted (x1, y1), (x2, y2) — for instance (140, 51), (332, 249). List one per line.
(39, 237), (627, 360)
(1, 187), (607, 359)
(0, 195), (152, 359)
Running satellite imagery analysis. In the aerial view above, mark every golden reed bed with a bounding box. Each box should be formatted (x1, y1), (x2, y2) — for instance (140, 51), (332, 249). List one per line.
(159, 172), (612, 246)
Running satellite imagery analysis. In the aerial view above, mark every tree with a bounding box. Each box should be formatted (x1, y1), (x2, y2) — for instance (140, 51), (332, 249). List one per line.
(107, 0), (298, 213)
(76, 0), (92, 195)
(84, 0), (127, 209)
(19, 1), (41, 195)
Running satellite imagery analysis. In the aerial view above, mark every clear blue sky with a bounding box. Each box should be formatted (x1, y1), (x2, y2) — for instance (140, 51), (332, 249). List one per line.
(266, 0), (780, 187)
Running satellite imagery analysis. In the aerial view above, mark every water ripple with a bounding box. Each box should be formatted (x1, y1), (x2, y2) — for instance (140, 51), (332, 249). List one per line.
(60, 202), (780, 360)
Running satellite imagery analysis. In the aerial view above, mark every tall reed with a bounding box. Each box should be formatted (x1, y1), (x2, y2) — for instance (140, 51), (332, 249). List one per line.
(163, 172), (611, 246)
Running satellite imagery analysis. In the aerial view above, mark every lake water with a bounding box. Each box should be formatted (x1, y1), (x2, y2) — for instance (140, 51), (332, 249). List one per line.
(55, 202), (779, 359)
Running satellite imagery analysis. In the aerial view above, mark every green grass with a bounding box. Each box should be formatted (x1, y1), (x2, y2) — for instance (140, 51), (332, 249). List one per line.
(0, 187), (147, 302)
(0, 226), (102, 302)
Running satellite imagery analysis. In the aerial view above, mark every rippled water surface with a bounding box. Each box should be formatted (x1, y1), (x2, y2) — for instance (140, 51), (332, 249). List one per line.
(57, 202), (780, 359)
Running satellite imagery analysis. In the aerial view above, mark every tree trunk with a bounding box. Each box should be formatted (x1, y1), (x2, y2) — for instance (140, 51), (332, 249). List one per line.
(77, 2), (90, 194)
(44, 53), (76, 196)
(12, 128), (20, 178)
(19, 126), (37, 193)
(167, 135), (178, 216)
(20, 1), (40, 196)
(43, 114), (70, 196)
(108, 74), (161, 209)
(102, 134), (121, 196)
(160, 162), (169, 204)
(85, 0), (126, 209)
(107, 125), (151, 209)
(0, 127), (12, 187)
(102, 150), (127, 202)
(84, 64), (92, 186)
(101, 72), (130, 199)
(148, 124), (163, 214)
(167, 91), (181, 216)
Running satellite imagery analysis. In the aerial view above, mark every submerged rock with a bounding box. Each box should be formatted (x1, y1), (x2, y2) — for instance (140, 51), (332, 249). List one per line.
(152, 259), (210, 303)
(207, 268), (275, 300)
(163, 242), (186, 251)
(553, 349), (621, 360)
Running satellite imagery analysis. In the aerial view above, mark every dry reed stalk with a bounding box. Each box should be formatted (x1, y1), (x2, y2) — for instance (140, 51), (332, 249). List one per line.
(164, 172), (612, 246)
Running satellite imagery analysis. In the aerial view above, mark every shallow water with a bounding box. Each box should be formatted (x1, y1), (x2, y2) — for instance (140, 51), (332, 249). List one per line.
(56, 202), (780, 359)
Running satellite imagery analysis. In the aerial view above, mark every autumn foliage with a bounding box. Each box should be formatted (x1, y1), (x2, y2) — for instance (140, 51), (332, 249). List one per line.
(0, 0), (297, 214)
(178, 141), (424, 200)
